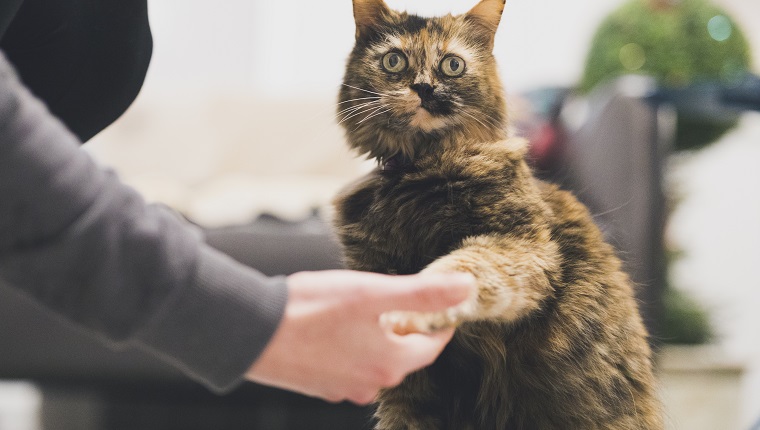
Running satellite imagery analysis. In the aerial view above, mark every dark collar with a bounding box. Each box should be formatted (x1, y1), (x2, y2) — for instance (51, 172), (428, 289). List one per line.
(381, 154), (414, 173)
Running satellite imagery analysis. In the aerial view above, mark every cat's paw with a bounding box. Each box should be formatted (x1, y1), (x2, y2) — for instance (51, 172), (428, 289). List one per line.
(380, 306), (466, 335)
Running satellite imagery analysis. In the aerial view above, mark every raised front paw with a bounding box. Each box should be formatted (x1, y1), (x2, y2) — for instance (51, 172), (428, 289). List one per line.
(380, 303), (472, 335)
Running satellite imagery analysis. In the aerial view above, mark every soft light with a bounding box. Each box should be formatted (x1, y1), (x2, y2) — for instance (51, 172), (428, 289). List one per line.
(707, 15), (732, 42)
(619, 43), (646, 71)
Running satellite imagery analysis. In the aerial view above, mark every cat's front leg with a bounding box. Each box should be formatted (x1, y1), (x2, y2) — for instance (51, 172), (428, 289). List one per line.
(382, 231), (559, 334)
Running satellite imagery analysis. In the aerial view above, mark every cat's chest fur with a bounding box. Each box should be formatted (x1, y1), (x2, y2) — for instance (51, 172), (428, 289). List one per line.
(333, 139), (537, 274)
(335, 169), (472, 274)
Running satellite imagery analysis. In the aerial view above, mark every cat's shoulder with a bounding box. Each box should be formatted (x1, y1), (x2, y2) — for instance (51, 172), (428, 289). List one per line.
(478, 137), (530, 160)
(536, 179), (606, 237)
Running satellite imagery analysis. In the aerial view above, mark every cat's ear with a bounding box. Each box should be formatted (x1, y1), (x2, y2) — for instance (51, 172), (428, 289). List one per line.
(464, 0), (506, 49)
(352, 0), (392, 39)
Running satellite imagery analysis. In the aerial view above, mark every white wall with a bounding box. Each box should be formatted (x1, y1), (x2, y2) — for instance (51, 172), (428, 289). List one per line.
(142, 0), (633, 98)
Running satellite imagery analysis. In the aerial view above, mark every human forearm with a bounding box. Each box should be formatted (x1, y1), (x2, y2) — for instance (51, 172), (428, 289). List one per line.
(0, 52), (287, 393)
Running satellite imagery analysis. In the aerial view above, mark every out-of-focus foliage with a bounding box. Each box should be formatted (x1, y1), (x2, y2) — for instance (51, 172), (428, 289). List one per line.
(661, 286), (713, 345)
(581, 0), (751, 91)
(580, 0), (752, 150)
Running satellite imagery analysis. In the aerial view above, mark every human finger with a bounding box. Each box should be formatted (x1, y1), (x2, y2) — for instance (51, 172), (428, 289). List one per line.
(388, 328), (457, 371)
(370, 272), (474, 314)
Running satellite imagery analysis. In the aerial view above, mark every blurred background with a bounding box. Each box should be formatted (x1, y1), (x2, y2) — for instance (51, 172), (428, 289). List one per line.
(1, 0), (759, 429)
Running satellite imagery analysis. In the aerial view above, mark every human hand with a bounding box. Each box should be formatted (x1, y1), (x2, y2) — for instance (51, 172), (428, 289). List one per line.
(245, 270), (474, 405)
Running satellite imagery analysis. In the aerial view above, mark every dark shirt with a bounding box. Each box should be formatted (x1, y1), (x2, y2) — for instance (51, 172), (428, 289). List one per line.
(0, 0), (152, 141)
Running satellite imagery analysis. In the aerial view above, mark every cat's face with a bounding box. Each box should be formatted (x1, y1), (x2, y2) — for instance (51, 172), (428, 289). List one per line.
(339, 0), (507, 161)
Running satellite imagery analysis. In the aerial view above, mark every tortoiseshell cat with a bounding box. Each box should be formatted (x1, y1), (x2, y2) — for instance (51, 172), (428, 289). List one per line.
(332, 0), (663, 428)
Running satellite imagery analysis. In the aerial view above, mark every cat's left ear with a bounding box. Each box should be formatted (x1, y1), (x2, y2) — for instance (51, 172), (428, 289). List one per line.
(352, 0), (393, 39)
(464, 0), (506, 50)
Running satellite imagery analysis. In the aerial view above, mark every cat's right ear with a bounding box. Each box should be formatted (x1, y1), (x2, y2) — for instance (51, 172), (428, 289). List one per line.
(465, 0), (506, 50)
(352, 0), (392, 39)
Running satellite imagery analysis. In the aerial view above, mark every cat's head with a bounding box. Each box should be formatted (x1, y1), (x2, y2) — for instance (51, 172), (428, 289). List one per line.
(338, 0), (508, 162)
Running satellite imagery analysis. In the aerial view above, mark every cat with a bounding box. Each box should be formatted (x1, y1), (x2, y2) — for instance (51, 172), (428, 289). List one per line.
(332, 0), (663, 429)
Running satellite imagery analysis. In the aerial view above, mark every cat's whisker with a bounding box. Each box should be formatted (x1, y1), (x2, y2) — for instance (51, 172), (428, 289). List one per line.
(336, 100), (381, 118)
(337, 103), (385, 125)
(336, 100), (381, 117)
(459, 109), (492, 131)
(356, 106), (387, 124)
(357, 106), (392, 125)
(472, 107), (505, 128)
(480, 112), (505, 129)
(451, 100), (488, 126)
(342, 83), (390, 97)
(338, 102), (381, 118)
(591, 198), (633, 219)
(468, 109), (505, 132)
(337, 96), (381, 105)
(451, 100), (504, 131)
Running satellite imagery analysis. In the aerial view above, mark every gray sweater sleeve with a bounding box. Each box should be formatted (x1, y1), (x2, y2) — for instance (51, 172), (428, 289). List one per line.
(0, 53), (288, 393)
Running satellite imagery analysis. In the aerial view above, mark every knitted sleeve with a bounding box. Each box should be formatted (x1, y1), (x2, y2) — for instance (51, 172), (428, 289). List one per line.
(0, 53), (287, 393)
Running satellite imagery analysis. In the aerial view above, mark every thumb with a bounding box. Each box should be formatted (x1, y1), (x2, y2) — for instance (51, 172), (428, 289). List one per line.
(371, 272), (474, 313)
(390, 328), (457, 371)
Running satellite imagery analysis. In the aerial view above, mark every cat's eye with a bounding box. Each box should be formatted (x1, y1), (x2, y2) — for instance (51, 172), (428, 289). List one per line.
(440, 56), (466, 77)
(382, 52), (408, 73)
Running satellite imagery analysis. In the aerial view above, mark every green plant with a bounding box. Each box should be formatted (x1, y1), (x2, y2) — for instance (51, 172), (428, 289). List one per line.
(660, 286), (713, 345)
(580, 0), (752, 150)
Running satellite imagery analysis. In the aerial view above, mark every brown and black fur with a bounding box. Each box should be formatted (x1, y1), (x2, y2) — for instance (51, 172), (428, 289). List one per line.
(333, 0), (663, 428)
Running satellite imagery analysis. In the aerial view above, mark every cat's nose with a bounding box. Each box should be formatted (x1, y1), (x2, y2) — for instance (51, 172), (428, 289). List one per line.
(410, 83), (435, 102)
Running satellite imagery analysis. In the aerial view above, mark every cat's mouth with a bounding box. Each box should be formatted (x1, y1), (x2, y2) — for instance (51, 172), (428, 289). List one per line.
(411, 83), (447, 112)
(407, 85), (455, 132)
(409, 106), (449, 132)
